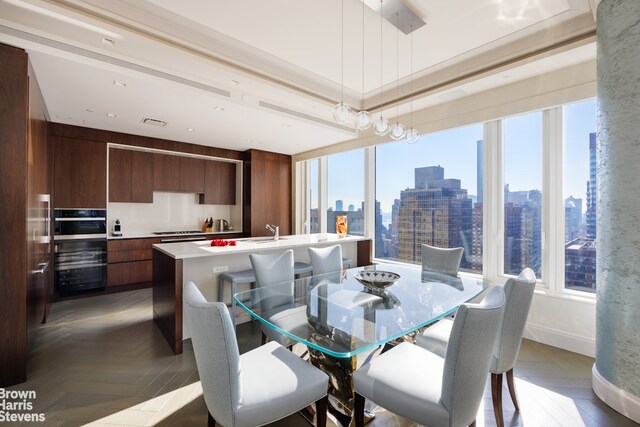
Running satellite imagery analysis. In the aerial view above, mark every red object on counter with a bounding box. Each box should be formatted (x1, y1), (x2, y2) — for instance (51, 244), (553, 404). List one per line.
(211, 239), (236, 247)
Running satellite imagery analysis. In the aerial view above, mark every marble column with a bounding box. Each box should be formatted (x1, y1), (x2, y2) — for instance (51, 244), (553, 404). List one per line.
(593, 0), (640, 422)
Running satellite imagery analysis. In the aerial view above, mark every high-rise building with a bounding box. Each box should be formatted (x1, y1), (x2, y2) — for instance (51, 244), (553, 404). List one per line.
(477, 139), (483, 204)
(565, 196), (583, 241)
(335, 199), (343, 211)
(565, 238), (596, 293)
(504, 186), (542, 276)
(396, 167), (473, 268)
(586, 132), (597, 239)
(389, 199), (401, 259)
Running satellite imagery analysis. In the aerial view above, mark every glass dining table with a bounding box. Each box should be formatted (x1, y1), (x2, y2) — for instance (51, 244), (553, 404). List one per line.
(234, 263), (488, 423)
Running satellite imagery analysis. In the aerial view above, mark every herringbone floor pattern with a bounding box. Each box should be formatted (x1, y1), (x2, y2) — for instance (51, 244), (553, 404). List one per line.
(7, 288), (637, 426)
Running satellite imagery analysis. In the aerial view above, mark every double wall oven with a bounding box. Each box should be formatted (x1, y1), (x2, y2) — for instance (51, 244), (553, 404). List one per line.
(54, 209), (107, 295)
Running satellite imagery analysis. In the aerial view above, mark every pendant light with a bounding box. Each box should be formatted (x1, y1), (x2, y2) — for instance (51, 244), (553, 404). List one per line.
(389, 10), (406, 141)
(405, 24), (419, 143)
(332, 0), (353, 124)
(373, 0), (389, 136)
(354, 0), (372, 130)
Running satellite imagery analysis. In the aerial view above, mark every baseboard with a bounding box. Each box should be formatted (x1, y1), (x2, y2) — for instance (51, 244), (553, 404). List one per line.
(523, 323), (595, 357)
(593, 364), (640, 423)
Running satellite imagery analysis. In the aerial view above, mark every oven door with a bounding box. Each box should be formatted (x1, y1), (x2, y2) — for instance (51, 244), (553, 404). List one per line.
(54, 239), (107, 294)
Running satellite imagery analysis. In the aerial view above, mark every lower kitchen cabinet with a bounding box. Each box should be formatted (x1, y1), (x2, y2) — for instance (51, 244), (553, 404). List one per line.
(107, 238), (160, 288)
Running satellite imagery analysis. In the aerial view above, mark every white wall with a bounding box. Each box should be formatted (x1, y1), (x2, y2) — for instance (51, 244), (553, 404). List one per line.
(108, 191), (241, 234)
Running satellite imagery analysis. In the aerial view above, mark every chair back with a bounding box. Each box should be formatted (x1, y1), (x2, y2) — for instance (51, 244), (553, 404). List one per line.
(491, 267), (536, 374)
(308, 245), (343, 275)
(250, 250), (295, 311)
(421, 244), (464, 277)
(441, 286), (505, 427)
(184, 282), (241, 427)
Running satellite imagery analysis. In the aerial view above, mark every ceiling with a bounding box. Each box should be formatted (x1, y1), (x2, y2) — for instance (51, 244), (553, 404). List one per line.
(0, 0), (598, 155)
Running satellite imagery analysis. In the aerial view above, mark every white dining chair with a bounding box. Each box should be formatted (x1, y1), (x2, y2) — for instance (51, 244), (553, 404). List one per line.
(184, 282), (329, 427)
(421, 244), (464, 277)
(415, 268), (537, 427)
(308, 244), (343, 275)
(249, 250), (307, 348)
(353, 286), (505, 427)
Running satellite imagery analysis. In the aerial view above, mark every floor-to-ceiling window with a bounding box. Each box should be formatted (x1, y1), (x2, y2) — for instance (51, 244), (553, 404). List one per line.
(326, 149), (365, 236)
(308, 158), (320, 234)
(563, 99), (597, 293)
(375, 124), (483, 273)
(503, 112), (543, 278)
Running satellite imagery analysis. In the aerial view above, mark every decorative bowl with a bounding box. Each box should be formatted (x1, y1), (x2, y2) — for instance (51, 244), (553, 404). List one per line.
(353, 271), (400, 292)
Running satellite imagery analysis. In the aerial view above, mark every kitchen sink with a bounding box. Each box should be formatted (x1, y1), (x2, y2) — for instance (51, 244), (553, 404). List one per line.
(245, 236), (289, 243)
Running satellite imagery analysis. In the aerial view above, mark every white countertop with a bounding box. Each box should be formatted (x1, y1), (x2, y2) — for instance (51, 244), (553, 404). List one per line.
(153, 234), (368, 259)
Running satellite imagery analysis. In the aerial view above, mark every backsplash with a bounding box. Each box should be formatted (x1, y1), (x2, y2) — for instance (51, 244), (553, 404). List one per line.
(107, 192), (242, 234)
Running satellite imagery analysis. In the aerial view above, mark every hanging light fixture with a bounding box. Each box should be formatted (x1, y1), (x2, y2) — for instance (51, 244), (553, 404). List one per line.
(354, 0), (372, 130)
(332, 0), (353, 124)
(389, 10), (406, 141)
(405, 24), (420, 143)
(373, 0), (389, 136)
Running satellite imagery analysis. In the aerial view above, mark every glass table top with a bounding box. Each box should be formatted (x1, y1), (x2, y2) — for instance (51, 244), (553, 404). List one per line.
(234, 263), (488, 358)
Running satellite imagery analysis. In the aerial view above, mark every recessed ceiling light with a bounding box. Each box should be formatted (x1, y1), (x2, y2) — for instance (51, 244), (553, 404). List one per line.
(187, 128), (195, 132)
(85, 108), (94, 113)
(102, 37), (115, 46)
(281, 123), (291, 128)
(247, 138), (253, 143)
(113, 80), (127, 88)
(231, 80), (240, 86)
(242, 95), (251, 103)
(106, 112), (117, 118)
(502, 74), (510, 79)
(214, 106), (225, 112)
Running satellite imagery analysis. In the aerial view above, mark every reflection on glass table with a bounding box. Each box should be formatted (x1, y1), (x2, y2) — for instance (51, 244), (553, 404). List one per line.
(234, 263), (488, 423)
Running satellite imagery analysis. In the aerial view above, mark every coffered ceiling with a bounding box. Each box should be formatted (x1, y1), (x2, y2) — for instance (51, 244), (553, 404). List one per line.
(0, 0), (597, 155)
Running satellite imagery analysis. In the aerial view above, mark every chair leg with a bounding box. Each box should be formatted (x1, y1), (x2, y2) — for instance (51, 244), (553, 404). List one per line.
(491, 373), (504, 427)
(354, 392), (366, 427)
(207, 411), (216, 427)
(315, 395), (328, 427)
(261, 331), (267, 345)
(506, 368), (520, 411)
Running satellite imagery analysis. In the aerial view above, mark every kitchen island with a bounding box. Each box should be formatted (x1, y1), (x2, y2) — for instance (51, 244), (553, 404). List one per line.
(152, 234), (372, 354)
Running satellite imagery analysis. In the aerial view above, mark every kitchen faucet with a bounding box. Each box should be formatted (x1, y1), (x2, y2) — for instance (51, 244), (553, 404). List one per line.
(265, 224), (279, 241)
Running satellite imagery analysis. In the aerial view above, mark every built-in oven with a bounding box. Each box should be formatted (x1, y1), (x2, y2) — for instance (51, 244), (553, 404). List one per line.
(54, 209), (107, 295)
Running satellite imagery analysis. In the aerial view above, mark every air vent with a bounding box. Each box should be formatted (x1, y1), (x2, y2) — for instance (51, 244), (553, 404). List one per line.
(142, 118), (167, 127)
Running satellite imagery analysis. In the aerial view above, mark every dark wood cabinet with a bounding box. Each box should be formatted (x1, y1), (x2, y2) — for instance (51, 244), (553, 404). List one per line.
(109, 148), (153, 203)
(54, 136), (106, 208)
(179, 156), (205, 193)
(107, 238), (160, 287)
(154, 153), (180, 192)
(243, 149), (292, 236)
(200, 160), (237, 205)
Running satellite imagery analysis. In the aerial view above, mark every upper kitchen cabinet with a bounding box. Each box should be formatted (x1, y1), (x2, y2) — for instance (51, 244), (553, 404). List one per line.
(153, 153), (204, 194)
(200, 160), (237, 205)
(54, 137), (106, 208)
(153, 153), (180, 192)
(243, 149), (291, 236)
(179, 156), (205, 193)
(109, 148), (154, 203)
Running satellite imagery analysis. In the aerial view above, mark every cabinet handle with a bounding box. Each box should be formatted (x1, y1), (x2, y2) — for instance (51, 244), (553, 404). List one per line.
(32, 261), (49, 274)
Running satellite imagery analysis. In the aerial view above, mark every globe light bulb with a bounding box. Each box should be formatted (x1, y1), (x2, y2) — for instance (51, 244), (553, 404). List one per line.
(373, 115), (390, 136)
(332, 101), (353, 124)
(354, 110), (373, 130)
(389, 122), (406, 140)
(405, 127), (420, 144)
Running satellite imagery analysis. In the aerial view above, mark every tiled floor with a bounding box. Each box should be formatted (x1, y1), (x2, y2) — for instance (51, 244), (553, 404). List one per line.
(7, 288), (638, 426)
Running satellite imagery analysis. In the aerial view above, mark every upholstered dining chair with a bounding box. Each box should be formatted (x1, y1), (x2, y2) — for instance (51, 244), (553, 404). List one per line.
(353, 286), (505, 427)
(184, 282), (329, 427)
(308, 244), (343, 275)
(415, 268), (537, 427)
(250, 250), (307, 348)
(421, 244), (464, 277)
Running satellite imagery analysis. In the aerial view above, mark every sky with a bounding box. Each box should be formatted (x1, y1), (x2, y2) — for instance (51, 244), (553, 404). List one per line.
(317, 98), (596, 215)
